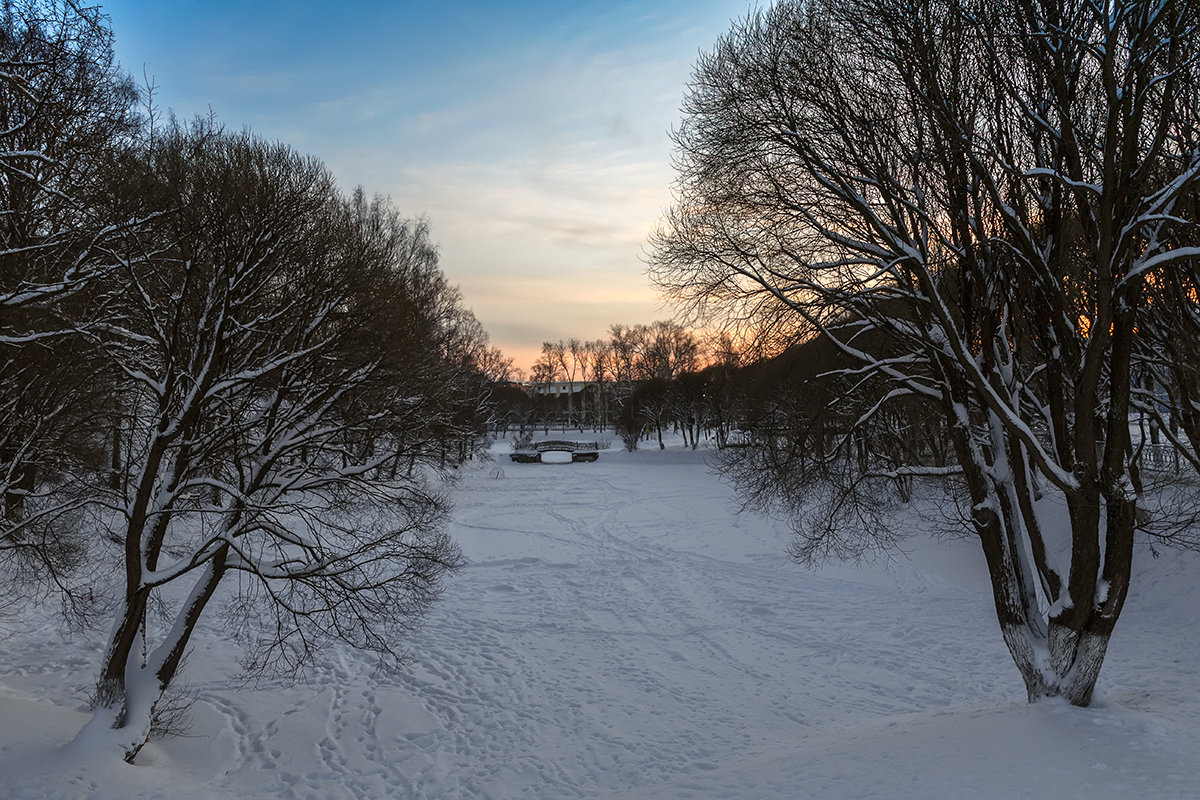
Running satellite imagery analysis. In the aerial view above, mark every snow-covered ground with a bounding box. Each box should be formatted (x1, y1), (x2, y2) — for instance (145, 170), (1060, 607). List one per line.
(2, 435), (1199, 798)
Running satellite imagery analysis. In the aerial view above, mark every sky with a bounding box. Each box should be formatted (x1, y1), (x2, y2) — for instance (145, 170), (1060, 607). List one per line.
(98, 0), (754, 374)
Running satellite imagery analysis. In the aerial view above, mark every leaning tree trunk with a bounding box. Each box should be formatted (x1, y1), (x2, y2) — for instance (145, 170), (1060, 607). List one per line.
(75, 552), (228, 762)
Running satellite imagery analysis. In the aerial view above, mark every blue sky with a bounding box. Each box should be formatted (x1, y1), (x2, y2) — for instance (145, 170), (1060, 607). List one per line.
(100, 0), (753, 372)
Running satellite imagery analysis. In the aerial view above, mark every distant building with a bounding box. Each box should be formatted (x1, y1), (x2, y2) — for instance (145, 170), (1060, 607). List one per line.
(525, 380), (594, 397)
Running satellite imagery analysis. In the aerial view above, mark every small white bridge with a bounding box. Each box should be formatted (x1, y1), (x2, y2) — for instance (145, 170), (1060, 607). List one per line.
(510, 440), (600, 463)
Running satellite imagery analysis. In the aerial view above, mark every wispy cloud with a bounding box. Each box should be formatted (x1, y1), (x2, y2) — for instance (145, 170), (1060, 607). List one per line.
(104, 0), (750, 369)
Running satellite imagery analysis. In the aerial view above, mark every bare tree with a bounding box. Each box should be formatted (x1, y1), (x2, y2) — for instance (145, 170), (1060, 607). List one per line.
(629, 322), (699, 448)
(0, 0), (141, 611)
(583, 338), (613, 430)
(554, 337), (582, 428)
(607, 323), (641, 389)
(75, 125), (465, 761)
(701, 332), (745, 448)
(651, 0), (1200, 705)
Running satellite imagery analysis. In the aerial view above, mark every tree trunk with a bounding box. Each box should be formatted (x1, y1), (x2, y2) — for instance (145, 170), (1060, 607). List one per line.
(80, 589), (153, 761)
(109, 421), (123, 492)
(1000, 619), (1113, 706)
(979, 494), (1132, 707)
(78, 551), (227, 762)
(3, 460), (35, 523)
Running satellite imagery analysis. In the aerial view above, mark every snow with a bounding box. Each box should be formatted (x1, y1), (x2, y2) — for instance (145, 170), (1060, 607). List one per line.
(2, 434), (1199, 798)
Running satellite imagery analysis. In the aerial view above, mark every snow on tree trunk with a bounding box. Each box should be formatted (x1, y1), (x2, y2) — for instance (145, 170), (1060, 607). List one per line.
(78, 552), (226, 762)
(974, 453), (1133, 707)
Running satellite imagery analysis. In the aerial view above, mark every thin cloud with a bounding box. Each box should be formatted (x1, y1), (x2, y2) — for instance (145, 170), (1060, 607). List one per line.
(103, 0), (751, 370)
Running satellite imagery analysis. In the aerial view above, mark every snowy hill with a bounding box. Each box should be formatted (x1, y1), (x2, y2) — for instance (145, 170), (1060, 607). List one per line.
(2, 436), (1198, 798)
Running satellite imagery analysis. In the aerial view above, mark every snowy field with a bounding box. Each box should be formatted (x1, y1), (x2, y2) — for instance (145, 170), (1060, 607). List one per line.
(2, 435), (1199, 799)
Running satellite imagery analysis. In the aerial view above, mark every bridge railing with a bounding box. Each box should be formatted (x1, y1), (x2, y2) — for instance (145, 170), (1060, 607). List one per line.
(534, 440), (598, 453)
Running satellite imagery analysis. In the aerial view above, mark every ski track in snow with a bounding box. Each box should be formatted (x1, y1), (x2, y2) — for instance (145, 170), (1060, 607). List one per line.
(2, 439), (1199, 798)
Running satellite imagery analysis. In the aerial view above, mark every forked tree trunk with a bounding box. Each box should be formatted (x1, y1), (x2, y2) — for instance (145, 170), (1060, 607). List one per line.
(76, 550), (228, 762)
(947, 390), (1135, 707)
(997, 620), (1112, 706)
(977, 493), (1133, 707)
